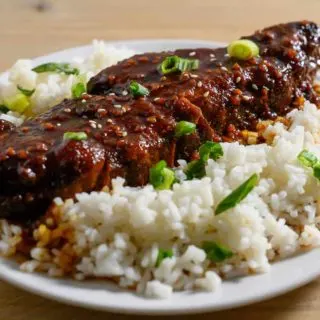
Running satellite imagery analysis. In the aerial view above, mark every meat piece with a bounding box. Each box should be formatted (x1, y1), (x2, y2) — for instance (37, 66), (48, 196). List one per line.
(0, 21), (319, 221)
(0, 94), (214, 220)
(88, 21), (320, 139)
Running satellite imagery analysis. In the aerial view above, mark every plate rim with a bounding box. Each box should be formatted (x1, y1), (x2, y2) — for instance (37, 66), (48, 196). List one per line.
(1, 250), (320, 315)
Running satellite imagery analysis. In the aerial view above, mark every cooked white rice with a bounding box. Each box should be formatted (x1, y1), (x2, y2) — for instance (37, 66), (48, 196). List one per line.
(1, 41), (320, 299)
(0, 40), (134, 116)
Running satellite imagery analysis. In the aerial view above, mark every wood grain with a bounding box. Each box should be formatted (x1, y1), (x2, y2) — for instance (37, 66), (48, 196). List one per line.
(0, 0), (320, 318)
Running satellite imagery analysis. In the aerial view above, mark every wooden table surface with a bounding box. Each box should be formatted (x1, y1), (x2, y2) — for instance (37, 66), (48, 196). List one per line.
(1, 0), (320, 319)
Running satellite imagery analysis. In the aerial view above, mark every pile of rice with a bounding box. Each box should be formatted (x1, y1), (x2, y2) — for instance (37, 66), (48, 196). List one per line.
(1, 41), (320, 299)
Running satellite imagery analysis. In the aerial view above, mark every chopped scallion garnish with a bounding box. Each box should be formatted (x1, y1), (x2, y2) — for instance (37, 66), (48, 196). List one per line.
(4, 94), (30, 113)
(185, 159), (206, 180)
(0, 105), (9, 114)
(72, 82), (86, 98)
(175, 121), (196, 138)
(202, 241), (233, 263)
(129, 81), (149, 97)
(156, 248), (174, 267)
(17, 85), (35, 97)
(63, 131), (88, 141)
(184, 141), (223, 180)
(199, 141), (223, 161)
(297, 149), (320, 181)
(227, 39), (259, 60)
(215, 173), (259, 215)
(298, 150), (318, 168)
(149, 160), (175, 190)
(159, 56), (199, 75)
(313, 163), (320, 180)
(32, 62), (79, 75)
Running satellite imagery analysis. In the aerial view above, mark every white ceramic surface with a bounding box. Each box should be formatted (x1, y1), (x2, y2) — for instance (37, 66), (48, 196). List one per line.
(0, 39), (319, 315)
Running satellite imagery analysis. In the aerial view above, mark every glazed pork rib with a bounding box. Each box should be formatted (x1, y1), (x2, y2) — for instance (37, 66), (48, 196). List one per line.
(88, 21), (320, 137)
(0, 21), (319, 221)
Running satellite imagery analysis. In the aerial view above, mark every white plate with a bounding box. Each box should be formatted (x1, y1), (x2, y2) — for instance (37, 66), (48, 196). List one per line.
(0, 39), (320, 315)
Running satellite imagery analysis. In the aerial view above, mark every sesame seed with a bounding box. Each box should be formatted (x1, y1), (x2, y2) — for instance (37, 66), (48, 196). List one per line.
(147, 116), (157, 123)
(56, 123), (61, 127)
(24, 168), (36, 179)
(210, 58), (216, 62)
(109, 93), (115, 96)
(6, 147), (15, 157)
(97, 108), (105, 113)
(122, 90), (128, 96)
(81, 99), (86, 104)
(182, 73), (190, 80)
(224, 53), (230, 57)
(197, 81), (203, 88)
(210, 53), (215, 58)
(46, 217), (54, 226)
(203, 91), (209, 97)
(221, 67), (228, 72)
(64, 108), (71, 113)
(97, 124), (102, 129)
(114, 104), (122, 109)
(43, 122), (55, 130)
(243, 95), (251, 101)
(252, 84), (259, 90)
(154, 97), (160, 101)
(236, 77), (241, 83)
(17, 150), (28, 159)
(262, 86), (269, 91)
(122, 131), (128, 137)
(190, 74), (199, 78)
(90, 122), (97, 129)
(233, 88), (242, 95)
(106, 119), (112, 123)
(189, 51), (196, 56)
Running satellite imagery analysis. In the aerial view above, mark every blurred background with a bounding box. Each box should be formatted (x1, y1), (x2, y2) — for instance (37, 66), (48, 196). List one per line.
(1, 1), (320, 319)
(1, 0), (320, 71)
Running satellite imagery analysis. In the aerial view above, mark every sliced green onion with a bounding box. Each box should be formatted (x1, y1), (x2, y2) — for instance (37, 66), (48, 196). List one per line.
(313, 163), (320, 180)
(202, 241), (233, 263)
(159, 56), (199, 75)
(4, 94), (30, 113)
(149, 160), (175, 190)
(297, 149), (320, 182)
(215, 173), (259, 215)
(129, 81), (149, 97)
(63, 131), (88, 141)
(72, 82), (86, 98)
(0, 105), (9, 114)
(199, 141), (223, 161)
(17, 85), (35, 97)
(185, 159), (206, 180)
(32, 62), (79, 75)
(156, 248), (174, 267)
(184, 141), (223, 180)
(175, 121), (196, 138)
(227, 39), (259, 60)
(298, 150), (318, 168)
